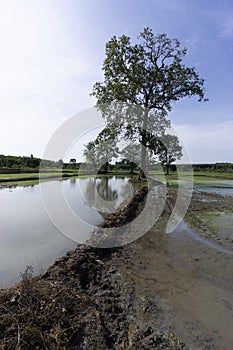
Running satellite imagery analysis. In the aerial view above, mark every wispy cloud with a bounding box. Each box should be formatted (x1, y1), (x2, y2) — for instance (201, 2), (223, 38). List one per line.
(0, 1), (100, 156)
(0, 0), (233, 161)
(176, 121), (233, 163)
(201, 7), (233, 39)
(221, 14), (233, 38)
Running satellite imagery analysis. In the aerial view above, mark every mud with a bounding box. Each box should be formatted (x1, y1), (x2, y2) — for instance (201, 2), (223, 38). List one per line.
(122, 187), (233, 350)
(1, 184), (233, 349)
(186, 189), (233, 249)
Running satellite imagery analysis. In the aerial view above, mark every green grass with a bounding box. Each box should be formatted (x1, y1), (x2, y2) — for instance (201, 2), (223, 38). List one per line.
(193, 171), (233, 179)
(0, 172), (63, 180)
(149, 170), (233, 185)
(0, 179), (40, 187)
(0, 172), (80, 188)
(0, 169), (233, 187)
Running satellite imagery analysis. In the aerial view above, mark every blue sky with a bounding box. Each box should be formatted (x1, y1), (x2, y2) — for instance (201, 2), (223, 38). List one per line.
(0, 0), (233, 163)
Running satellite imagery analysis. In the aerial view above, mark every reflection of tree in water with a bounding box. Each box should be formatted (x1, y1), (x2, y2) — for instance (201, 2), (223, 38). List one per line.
(84, 178), (97, 208)
(21, 184), (36, 193)
(119, 182), (135, 204)
(84, 177), (121, 213)
(70, 178), (76, 187)
(96, 177), (118, 202)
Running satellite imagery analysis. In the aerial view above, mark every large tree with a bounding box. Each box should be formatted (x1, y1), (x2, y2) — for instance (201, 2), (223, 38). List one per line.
(92, 28), (207, 178)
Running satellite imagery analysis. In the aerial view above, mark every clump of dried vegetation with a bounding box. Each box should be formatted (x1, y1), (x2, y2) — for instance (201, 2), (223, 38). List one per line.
(0, 247), (128, 350)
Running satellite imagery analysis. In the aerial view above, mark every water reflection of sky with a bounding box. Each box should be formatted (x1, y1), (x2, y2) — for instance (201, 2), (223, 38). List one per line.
(194, 182), (233, 197)
(0, 176), (133, 287)
(171, 178), (233, 197)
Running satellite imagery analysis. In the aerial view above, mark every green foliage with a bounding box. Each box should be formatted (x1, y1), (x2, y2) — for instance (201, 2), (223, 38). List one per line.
(158, 134), (183, 174)
(121, 143), (141, 173)
(120, 142), (160, 173)
(92, 28), (207, 177)
(83, 128), (119, 173)
(193, 163), (233, 173)
(0, 154), (41, 169)
(0, 154), (81, 171)
(92, 28), (206, 110)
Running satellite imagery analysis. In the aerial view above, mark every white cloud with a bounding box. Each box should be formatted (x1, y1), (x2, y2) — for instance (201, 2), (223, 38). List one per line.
(0, 0), (233, 164)
(176, 121), (233, 163)
(0, 1), (100, 157)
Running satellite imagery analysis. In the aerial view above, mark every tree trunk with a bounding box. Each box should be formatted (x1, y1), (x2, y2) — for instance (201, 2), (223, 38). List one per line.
(104, 161), (108, 174)
(130, 162), (135, 174)
(165, 149), (169, 175)
(139, 144), (147, 179)
(139, 109), (149, 179)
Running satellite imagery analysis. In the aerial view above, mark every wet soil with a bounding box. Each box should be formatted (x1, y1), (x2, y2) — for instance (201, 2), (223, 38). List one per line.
(186, 189), (233, 249)
(1, 185), (233, 349)
(0, 245), (188, 350)
(122, 187), (233, 350)
(0, 186), (186, 349)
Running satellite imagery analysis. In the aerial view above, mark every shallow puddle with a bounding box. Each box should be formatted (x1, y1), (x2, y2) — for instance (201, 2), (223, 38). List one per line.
(127, 216), (233, 350)
(192, 210), (233, 248)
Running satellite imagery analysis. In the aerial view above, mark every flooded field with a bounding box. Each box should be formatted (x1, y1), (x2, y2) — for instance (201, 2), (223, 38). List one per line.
(0, 176), (132, 287)
(1, 174), (233, 349)
(122, 181), (233, 350)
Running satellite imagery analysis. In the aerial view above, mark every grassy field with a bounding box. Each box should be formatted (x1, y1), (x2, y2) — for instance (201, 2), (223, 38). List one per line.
(150, 170), (233, 180)
(0, 169), (233, 187)
(0, 171), (80, 187)
(193, 171), (233, 179)
(0, 172), (61, 179)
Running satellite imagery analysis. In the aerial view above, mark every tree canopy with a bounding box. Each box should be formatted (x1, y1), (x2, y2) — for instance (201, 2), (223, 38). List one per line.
(93, 28), (206, 110)
(92, 28), (207, 177)
(158, 134), (183, 174)
(83, 128), (119, 173)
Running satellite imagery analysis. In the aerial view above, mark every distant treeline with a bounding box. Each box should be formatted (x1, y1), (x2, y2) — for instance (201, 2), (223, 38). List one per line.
(0, 154), (80, 171)
(192, 163), (233, 173)
(114, 161), (233, 173)
(0, 154), (233, 174)
(181, 163), (233, 173)
(174, 163), (233, 173)
(0, 154), (41, 168)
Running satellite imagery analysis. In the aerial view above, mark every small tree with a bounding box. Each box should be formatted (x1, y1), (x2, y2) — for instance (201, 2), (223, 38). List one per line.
(58, 159), (63, 168)
(92, 28), (207, 178)
(95, 128), (119, 173)
(83, 128), (119, 173)
(121, 143), (141, 173)
(158, 134), (183, 175)
(83, 141), (99, 172)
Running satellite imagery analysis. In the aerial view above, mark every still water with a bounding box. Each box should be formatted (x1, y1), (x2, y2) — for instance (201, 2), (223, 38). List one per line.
(1, 176), (232, 288)
(172, 178), (233, 197)
(0, 176), (133, 287)
(194, 179), (233, 197)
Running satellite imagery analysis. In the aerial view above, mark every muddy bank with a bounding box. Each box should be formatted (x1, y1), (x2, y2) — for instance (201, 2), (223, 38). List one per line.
(0, 246), (186, 350)
(99, 186), (148, 228)
(0, 185), (187, 350)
